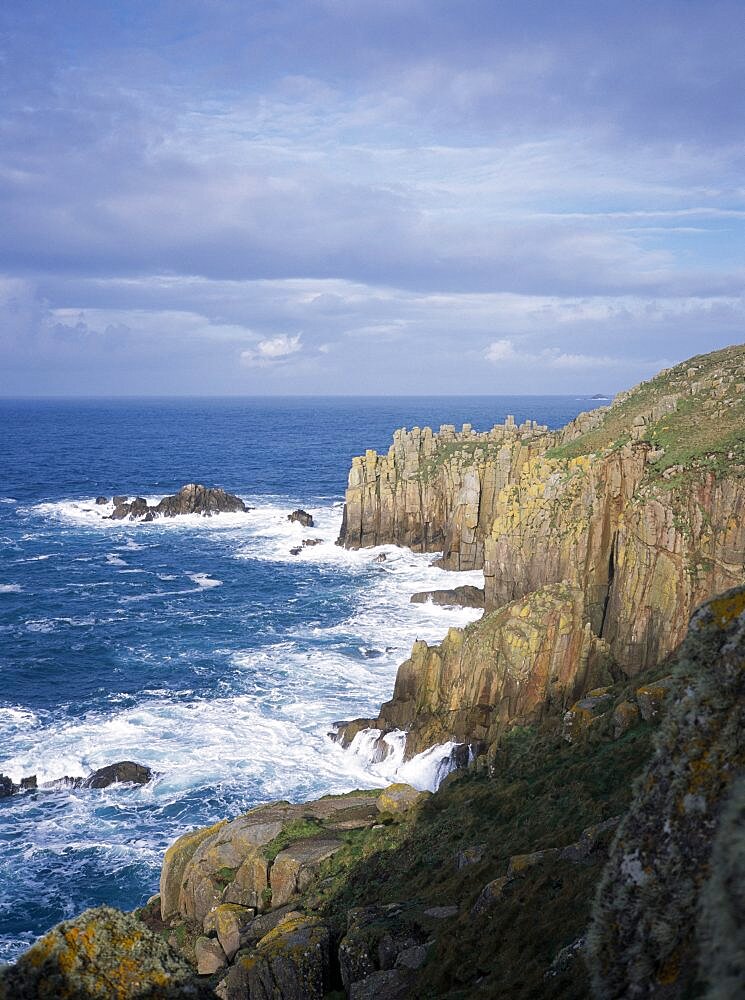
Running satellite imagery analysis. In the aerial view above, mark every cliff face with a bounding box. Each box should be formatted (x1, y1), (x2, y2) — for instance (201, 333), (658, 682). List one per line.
(339, 583), (614, 757)
(338, 345), (745, 757)
(337, 418), (552, 569)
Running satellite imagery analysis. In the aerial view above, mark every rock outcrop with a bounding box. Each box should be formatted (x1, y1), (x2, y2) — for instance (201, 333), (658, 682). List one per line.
(337, 419), (552, 568)
(108, 484), (248, 521)
(338, 583), (614, 757)
(0, 760), (153, 796)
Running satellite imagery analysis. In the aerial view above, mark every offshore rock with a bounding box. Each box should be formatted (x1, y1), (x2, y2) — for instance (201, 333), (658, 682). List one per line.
(288, 509), (314, 527)
(0, 905), (202, 999)
(588, 584), (745, 998)
(410, 585), (485, 608)
(109, 483), (247, 521)
(338, 583), (614, 757)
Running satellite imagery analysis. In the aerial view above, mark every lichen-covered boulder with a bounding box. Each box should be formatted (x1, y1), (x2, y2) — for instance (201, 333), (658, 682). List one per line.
(635, 677), (674, 722)
(269, 837), (343, 907)
(203, 903), (255, 961)
(216, 914), (329, 1000)
(0, 905), (202, 999)
(588, 585), (745, 998)
(376, 784), (430, 815)
(612, 700), (640, 738)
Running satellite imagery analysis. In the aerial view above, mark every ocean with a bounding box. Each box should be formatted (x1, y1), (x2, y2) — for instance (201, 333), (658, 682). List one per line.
(0, 394), (604, 962)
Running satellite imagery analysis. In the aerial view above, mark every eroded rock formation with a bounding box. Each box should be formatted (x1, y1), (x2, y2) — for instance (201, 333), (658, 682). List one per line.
(108, 483), (248, 520)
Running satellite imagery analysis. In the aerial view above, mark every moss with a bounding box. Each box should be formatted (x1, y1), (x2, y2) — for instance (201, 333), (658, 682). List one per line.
(262, 817), (326, 862)
(214, 866), (236, 886)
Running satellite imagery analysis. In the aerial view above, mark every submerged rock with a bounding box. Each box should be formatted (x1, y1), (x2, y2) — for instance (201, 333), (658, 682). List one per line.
(0, 905), (202, 999)
(84, 760), (153, 788)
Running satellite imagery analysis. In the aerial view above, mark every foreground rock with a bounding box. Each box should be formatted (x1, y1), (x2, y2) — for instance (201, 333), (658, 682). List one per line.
(0, 905), (203, 999)
(588, 585), (745, 998)
(109, 484), (247, 521)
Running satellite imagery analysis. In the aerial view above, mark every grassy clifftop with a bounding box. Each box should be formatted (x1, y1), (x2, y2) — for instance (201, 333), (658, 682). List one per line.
(549, 343), (745, 480)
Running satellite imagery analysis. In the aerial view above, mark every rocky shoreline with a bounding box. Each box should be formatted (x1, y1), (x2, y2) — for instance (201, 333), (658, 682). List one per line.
(2, 345), (745, 998)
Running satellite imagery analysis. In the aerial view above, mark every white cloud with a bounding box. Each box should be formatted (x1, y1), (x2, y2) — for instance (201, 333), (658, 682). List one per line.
(240, 333), (302, 367)
(484, 338), (518, 362)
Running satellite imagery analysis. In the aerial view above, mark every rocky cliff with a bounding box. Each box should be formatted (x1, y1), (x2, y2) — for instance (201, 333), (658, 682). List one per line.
(338, 346), (745, 758)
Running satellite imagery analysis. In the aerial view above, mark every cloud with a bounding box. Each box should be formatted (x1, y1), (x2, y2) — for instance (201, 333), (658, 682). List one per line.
(240, 333), (302, 367)
(484, 337), (661, 373)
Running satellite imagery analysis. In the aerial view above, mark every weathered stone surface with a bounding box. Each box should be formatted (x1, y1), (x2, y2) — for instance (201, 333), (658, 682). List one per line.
(218, 915), (330, 1000)
(635, 677), (674, 722)
(84, 760), (153, 788)
(108, 484), (247, 521)
(563, 689), (613, 743)
(195, 934), (227, 974)
(588, 585), (745, 998)
(338, 419), (551, 569)
(160, 818), (227, 920)
(507, 848), (560, 876)
(612, 700), (640, 738)
(0, 905), (201, 999)
(269, 838), (343, 907)
(471, 876), (516, 915)
(204, 903), (255, 960)
(559, 817), (621, 865)
(455, 843), (486, 869)
(155, 484), (247, 517)
(377, 783), (430, 815)
(169, 795), (381, 924)
(349, 969), (410, 1000)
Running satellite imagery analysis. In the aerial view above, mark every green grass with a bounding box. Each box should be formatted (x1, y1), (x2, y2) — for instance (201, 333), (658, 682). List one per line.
(306, 664), (669, 998)
(546, 345), (745, 485)
(262, 817), (327, 862)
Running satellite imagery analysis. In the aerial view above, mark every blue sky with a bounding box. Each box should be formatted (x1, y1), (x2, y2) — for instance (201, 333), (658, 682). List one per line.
(1, 0), (743, 395)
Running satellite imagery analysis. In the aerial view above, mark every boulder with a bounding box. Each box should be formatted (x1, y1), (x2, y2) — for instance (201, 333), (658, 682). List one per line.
(269, 838), (344, 907)
(195, 935), (227, 975)
(635, 676), (674, 722)
(455, 844), (486, 869)
(563, 689), (613, 742)
(95, 496), (109, 505)
(349, 969), (410, 999)
(84, 761), (153, 788)
(471, 876), (515, 916)
(612, 700), (640, 738)
(0, 774), (13, 798)
(559, 816), (621, 865)
(377, 783), (430, 816)
(288, 509), (314, 527)
(112, 495), (128, 506)
(507, 848), (560, 876)
(217, 915), (330, 1000)
(203, 903), (254, 961)
(338, 905), (422, 990)
(0, 905), (201, 999)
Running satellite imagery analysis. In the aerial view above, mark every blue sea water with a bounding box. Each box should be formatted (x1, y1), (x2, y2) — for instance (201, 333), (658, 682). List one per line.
(0, 395), (604, 962)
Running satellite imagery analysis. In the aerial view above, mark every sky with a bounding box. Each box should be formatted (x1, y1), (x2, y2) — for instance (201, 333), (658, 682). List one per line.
(0, 0), (743, 396)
